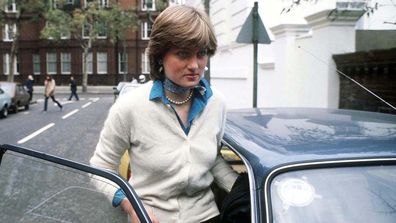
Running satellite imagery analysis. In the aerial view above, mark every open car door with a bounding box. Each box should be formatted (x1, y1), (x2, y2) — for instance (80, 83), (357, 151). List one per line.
(0, 144), (152, 223)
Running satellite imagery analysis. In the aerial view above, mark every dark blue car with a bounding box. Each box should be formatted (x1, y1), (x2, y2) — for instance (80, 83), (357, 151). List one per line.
(1, 108), (395, 222)
(222, 108), (396, 223)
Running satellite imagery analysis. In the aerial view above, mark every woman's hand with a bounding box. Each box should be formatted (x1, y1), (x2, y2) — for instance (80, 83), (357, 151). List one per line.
(120, 198), (159, 223)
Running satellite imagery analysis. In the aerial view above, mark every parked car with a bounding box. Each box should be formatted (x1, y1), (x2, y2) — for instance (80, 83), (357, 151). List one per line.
(0, 87), (11, 118)
(221, 107), (396, 223)
(1, 108), (395, 223)
(0, 81), (30, 113)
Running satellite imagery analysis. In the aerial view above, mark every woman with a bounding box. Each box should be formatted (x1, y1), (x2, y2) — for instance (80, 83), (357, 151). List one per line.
(43, 75), (62, 111)
(90, 5), (237, 223)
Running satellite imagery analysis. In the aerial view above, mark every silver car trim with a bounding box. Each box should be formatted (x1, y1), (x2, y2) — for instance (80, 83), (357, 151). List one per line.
(222, 140), (259, 223)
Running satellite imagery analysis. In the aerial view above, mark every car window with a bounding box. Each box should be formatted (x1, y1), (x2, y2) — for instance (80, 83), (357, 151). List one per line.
(0, 145), (152, 223)
(0, 85), (13, 95)
(270, 165), (396, 223)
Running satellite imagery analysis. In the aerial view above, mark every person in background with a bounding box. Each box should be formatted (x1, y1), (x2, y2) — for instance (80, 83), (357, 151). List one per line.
(138, 74), (146, 83)
(90, 5), (238, 223)
(25, 75), (34, 102)
(68, 76), (79, 101)
(43, 75), (62, 112)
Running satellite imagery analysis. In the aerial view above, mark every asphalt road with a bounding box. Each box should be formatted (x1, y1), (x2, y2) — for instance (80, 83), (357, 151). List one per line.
(0, 94), (127, 223)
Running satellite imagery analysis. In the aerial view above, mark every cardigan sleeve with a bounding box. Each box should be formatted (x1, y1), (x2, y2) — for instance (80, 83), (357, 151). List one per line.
(211, 155), (239, 192)
(89, 101), (133, 200)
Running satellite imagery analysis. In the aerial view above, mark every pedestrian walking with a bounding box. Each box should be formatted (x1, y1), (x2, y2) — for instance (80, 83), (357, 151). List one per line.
(90, 5), (238, 223)
(43, 75), (62, 111)
(25, 75), (34, 102)
(68, 76), (79, 101)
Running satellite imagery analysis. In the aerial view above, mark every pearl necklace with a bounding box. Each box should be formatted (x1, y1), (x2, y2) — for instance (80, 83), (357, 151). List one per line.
(166, 90), (193, 105)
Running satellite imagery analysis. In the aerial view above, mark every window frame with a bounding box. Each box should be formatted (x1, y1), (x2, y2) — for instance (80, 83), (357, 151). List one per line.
(46, 52), (57, 74)
(141, 51), (150, 74)
(33, 54), (41, 75)
(3, 53), (19, 75)
(61, 52), (72, 74)
(3, 23), (16, 42)
(97, 52), (107, 74)
(141, 22), (152, 40)
(118, 52), (128, 74)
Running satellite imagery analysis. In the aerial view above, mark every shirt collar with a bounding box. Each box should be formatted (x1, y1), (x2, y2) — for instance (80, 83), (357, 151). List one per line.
(149, 78), (213, 103)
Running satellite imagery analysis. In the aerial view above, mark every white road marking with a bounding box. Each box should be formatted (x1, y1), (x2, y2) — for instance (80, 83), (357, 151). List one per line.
(90, 97), (100, 102)
(82, 102), (92, 108)
(62, 109), (79, 119)
(17, 123), (55, 144)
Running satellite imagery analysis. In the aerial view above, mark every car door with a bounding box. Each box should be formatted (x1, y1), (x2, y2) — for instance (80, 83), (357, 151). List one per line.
(16, 84), (29, 106)
(0, 144), (152, 223)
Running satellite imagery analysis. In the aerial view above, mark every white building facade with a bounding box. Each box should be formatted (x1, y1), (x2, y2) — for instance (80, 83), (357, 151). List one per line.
(186, 0), (395, 109)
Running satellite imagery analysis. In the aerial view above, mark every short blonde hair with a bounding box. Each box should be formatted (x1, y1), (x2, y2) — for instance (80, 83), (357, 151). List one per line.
(147, 5), (217, 80)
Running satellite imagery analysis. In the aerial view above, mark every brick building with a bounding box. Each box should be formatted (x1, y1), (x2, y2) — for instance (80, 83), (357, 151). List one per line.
(0, 0), (175, 87)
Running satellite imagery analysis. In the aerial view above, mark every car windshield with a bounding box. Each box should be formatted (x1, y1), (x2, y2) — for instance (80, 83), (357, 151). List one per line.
(270, 165), (396, 223)
(0, 84), (13, 96)
(0, 146), (151, 223)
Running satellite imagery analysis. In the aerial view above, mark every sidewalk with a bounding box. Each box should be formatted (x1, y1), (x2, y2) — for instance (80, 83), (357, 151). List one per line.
(33, 86), (114, 94)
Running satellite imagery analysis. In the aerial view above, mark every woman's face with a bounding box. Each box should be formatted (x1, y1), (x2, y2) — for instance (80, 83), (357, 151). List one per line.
(162, 47), (208, 88)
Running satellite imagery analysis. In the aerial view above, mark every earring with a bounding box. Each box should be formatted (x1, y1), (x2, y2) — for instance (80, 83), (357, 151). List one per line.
(158, 60), (163, 73)
(204, 66), (208, 71)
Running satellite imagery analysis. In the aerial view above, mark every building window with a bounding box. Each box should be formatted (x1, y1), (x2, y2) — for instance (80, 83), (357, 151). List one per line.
(3, 54), (19, 75)
(46, 53), (57, 74)
(97, 52), (107, 74)
(66, 0), (74, 4)
(99, 0), (108, 7)
(141, 52), (150, 74)
(5, 0), (17, 13)
(83, 52), (93, 74)
(141, 0), (155, 11)
(3, 24), (16, 41)
(169, 0), (185, 5)
(97, 21), (107, 38)
(141, 22), (152, 40)
(119, 52), (128, 74)
(83, 23), (90, 39)
(61, 31), (71, 39)
(84, 0), (94, 7)
(33, 54), (40, 75)
(83, 22), (106, 38)
(61, 53), (71, 74)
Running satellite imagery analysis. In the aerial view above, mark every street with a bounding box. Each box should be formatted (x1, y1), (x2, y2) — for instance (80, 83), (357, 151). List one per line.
(0, 93), (111, 162)
(0, 94), (127, 223)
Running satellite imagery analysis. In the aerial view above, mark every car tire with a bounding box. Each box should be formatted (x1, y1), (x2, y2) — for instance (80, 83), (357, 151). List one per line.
(13, 104), (19, 113)
(24, 103), (29, 110)
(0, 106), (8, 118)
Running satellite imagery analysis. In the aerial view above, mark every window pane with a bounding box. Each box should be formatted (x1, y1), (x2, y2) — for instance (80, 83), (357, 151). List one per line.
(97, 52), (107, 74)
(61, 53), (71, 74)
(3, 54), (9, 74)
(47, 53), (57, 74)
(83, 53), (92, 74)
(33, 54), (40, 74)
(141, 52), (150, 74)
(119, 53), (127, 74)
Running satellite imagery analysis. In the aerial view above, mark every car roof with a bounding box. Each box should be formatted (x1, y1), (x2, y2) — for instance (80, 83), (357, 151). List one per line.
(223, 108), (396, 185)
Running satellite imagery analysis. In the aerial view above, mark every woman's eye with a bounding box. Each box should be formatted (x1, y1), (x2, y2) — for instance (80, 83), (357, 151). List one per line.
(176, 51), (190, 58)
(197, 49), (208, 58)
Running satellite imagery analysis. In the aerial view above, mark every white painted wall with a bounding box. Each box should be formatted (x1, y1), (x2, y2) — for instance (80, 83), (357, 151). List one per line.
(185, 0), (394, 109)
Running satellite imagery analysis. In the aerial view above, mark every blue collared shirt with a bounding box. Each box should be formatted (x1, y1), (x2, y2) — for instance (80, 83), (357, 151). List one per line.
(149, 78), (213, 134)
(112, 78), (213, 207)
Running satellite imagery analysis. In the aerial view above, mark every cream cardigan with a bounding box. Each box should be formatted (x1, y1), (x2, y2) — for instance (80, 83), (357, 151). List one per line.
(90, 82), (238, 223)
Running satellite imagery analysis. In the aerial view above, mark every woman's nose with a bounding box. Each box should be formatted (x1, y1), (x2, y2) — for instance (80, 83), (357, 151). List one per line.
(187, 56), (199, 70)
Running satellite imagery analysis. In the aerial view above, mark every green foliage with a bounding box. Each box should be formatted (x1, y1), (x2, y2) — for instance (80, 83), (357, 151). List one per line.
(41, 2), (139, 43)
